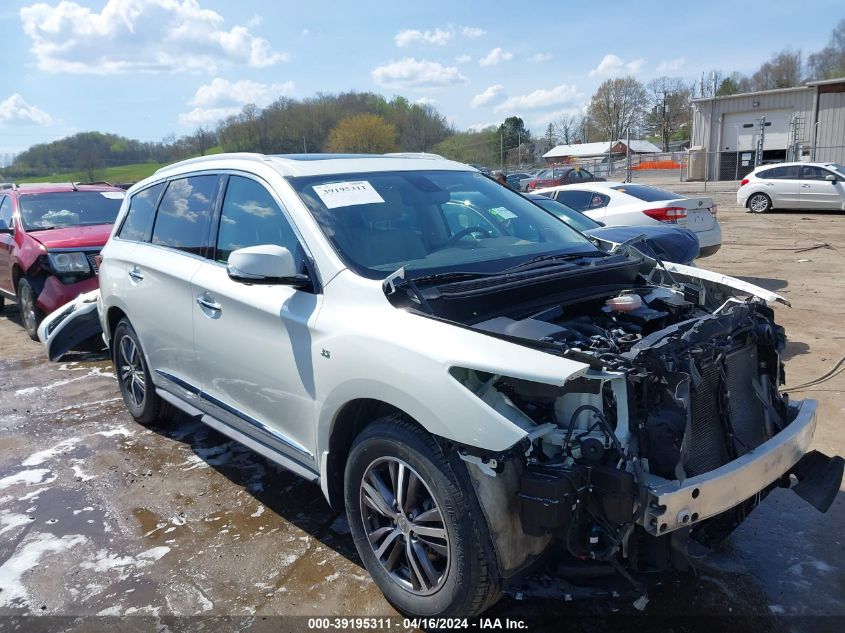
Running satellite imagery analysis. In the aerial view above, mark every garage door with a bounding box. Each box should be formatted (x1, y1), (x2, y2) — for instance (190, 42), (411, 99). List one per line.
(723, 110), (791, 152)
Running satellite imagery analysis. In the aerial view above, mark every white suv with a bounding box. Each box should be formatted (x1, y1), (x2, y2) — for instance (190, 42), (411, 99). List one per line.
(95, 153), (840, 617)
(737, 161), (845, 212)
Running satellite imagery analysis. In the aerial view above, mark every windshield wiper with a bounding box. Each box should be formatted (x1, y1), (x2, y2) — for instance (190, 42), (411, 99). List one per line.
(411, 270), (498, 285)
(27, 226), (58, 231)
(504, 250), (605, 273)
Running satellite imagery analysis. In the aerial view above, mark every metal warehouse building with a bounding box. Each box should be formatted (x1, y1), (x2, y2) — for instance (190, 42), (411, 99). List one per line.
(691, 77), (845, 180)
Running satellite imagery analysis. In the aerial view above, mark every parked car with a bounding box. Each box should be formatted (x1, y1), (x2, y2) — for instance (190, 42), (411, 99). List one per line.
(44, 154), (841, 618)
(506, 172), (532, 190)
(525, 193), (700, 264)
(0, 182), (126, 338)
(525, 166), (605, 191)
(737, 162), (845, 213)
(536, 181), (722, 257)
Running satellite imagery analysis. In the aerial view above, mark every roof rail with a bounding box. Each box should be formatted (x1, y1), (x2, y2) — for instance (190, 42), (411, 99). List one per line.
(76, 181), (114, 187)
(154, 152), (268, 174)
(384, 152), (446, 160)
(0, 182), (16, 190)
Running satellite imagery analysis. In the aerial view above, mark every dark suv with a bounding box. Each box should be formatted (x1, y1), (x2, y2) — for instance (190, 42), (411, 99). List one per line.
(0, 183), (126, 338)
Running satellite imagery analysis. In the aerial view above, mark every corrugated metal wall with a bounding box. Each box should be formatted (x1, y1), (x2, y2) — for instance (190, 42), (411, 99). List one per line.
(816, 92), (845, 163)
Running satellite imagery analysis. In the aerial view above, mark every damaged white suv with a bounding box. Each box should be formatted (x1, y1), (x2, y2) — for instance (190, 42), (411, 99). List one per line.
(66, 153), (842, 616)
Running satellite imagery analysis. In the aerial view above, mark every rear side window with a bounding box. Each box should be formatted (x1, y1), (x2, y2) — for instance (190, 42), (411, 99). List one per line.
(215, 176), (304, 269)
(151, 176), (218, 255)
(0, 196), (11, 228)
(758, 166), (800, 179)
(555, 190), (608, 211)
(610, 184), (676, 202)
(118, 183), (164, 242)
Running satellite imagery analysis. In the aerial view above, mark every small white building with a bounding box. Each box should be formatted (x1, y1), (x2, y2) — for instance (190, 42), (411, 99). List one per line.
(543, 139), (661, 164)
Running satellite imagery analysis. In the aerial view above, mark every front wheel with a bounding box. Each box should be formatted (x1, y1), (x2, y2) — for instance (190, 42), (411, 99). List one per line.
(112, 318), (167, 425)
(748, 192), (772, 213)
(17, 278), (43, 340)
(345, 416), (499, 617)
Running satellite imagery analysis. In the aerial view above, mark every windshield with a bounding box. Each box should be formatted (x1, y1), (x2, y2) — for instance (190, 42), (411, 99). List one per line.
(289, 170), (600, 279)
(20, 191), (125, 230)
(531, 197), (601, 232)
(829, 163), (845, 176)
(610, 184), (678, 202)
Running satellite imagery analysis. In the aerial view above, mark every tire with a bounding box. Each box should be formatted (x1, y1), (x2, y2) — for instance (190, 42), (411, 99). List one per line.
(345, 415), (499, 617)
(0, 296), (5, 311)
(17, 278), (43, 341)
(747, 192), (772, 214)
(112, 318), (167, 425)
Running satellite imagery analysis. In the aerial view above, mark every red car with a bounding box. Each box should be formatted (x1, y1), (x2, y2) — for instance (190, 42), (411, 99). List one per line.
(0, 183), (126, 339)
(525, 166), (605, 191)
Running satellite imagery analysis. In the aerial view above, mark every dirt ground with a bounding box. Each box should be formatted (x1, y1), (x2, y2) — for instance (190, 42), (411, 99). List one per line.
(0, 182), (843, 632)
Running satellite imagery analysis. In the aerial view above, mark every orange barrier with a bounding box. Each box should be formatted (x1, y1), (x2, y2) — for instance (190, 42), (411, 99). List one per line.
(632, 160), (683, 170)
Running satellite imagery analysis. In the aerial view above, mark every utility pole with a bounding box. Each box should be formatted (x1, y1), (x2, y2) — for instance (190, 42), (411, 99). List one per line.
(500, 133), (504, 171)
(626, 126), (631, 182)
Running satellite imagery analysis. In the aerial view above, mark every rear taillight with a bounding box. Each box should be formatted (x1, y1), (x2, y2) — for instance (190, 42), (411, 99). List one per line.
(642, 206), (687, 223)
(740, 178), (749, 187)
(709, 204), (717, 217)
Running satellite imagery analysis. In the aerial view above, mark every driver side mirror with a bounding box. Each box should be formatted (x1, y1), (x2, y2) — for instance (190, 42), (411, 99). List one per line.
(825, 174), (837, 183)
(227, 244), (310, 287)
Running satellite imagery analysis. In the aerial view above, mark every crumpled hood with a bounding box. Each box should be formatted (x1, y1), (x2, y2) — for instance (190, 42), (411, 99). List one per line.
(28, 224), (113, 250)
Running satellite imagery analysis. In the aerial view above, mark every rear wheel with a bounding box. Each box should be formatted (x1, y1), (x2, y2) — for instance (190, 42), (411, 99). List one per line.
(748, 192), (772, 213)
(17, 278), (43, 340)
(113, 318), (167, 425)
(344, 416), (499, 617)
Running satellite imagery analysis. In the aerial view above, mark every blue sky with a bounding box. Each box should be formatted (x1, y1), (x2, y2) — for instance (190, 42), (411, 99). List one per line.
(0, 0), (840, 154)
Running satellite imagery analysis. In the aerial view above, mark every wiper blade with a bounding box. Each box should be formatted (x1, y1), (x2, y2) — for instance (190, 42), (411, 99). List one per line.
(504, 250), (604, 273)
(411, 270), (498, 285)
(27, 226), (58, 231)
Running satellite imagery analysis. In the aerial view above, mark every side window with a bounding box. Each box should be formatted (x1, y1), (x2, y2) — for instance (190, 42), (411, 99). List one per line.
(802, 166), (829, 181)
(0, 196), (11, 228)
(118, 183), (164, 242)
(151, 175), (218, 255)
(555, 190), (594, 212)
(757, 168), (774, 179)
(215, 176), (304, 270)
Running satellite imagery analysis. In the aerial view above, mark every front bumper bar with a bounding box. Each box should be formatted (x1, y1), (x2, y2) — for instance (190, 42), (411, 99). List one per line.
(641, 398), (818, 535)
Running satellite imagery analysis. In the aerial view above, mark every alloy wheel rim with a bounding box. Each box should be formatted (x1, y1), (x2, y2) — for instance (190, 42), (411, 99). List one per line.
(118, 334), (146, 408)
(19, 284), (36, 333)
(359, 456), (450, 596)
(750, 195), (768, 212)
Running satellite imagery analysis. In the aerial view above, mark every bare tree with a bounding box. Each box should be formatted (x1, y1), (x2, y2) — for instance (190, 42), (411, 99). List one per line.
(750, 50), (803, 90)
(192, 126), (213, 156)
(808, 19), (845, 80)
(587, 77), (648, 141)
(645, 77), (692, 151)
(554, 112), (583, 145)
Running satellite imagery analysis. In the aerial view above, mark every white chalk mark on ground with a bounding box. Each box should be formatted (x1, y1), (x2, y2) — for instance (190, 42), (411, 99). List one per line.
(22, 438), (82, 466)
(0, 469), (56, 490)
(0, 533), (87, 607)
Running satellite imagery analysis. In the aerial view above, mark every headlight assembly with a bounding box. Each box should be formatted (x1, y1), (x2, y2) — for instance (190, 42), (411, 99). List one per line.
(47, 252), (91, 274)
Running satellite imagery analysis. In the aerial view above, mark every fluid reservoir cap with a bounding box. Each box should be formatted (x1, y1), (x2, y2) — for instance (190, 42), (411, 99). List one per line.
(606, 294), (643, 312)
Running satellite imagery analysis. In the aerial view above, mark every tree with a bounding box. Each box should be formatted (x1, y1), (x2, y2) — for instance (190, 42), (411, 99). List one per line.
(808, 19), (845, 80)
(498, 116), (531, 154)
(326, 113), (397, 153)
(554, 112), (583, 145)
(432, 128), (499, 167)
(587, 77), (647, 141)
(644, 77), (692, 151)
(545, 123), (555, 152)
(717, 73), (744, 96)
(750, 50), (803, 90)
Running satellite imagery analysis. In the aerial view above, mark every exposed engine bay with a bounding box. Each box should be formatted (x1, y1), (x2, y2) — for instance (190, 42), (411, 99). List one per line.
(389, 253), (844, 602)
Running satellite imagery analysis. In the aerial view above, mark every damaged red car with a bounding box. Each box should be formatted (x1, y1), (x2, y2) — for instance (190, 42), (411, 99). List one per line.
(0, 182), (126, 339)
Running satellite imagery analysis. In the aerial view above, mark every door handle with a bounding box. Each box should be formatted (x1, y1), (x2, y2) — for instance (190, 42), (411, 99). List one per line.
(196, 295), (222, 312)
(801, 184), (811, 188)
(128, 267), (144, 282)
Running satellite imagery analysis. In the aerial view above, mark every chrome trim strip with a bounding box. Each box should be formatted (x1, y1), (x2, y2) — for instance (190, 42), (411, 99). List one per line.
(641, 399), (817, 535)
(153, 370), (313, 460)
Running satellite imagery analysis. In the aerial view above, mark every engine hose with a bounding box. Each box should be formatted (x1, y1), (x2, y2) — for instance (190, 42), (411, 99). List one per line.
(783, 354), (845, 391)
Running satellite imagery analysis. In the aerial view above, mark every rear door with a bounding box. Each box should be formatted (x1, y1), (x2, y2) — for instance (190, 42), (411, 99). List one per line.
(0, 195), (13, 294)
(122, 174), (221, 401)
(757, 165), (801, 208)
(191, 174), (322, 468)
(800, 165), (844, 210)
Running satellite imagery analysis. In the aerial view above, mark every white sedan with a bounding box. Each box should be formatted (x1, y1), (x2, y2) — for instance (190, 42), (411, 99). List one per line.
(737, 162), (845, 213)
(535, 181), (722, 257)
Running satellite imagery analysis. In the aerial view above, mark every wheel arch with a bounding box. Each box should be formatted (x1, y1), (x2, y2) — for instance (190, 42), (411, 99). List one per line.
(105, 305), (128, 347)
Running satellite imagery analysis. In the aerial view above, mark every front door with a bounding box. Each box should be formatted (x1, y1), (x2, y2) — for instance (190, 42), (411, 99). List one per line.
(800, 165), (844, 210)
(0, 196), (13, 294)
(192, 175), (322, 468)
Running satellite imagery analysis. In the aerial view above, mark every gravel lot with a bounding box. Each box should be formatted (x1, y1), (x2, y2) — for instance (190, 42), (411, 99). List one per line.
(0, 182), (842, 631)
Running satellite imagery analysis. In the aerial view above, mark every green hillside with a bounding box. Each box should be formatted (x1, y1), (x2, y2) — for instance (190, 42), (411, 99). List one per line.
(16, 161), (167, 185)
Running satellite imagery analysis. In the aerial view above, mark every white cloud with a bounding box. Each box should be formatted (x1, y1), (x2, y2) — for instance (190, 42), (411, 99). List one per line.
(455, 54), (472, 64)
(395, 28), (453, 47)
(479, 47), (513, 67)
(246, 14), (262, 28)
(180, 78), (294, 126)
(19, 0), (287, 74)
(529, 52), (553, 63)
(589, 54), (645, 77)
(414, 97), (439, 106)
(656, 57), (686, 73)
(495, 84), (581, 112)
(0, 94), (52, 125)
(372, 58), (467, 89)
(461, 26), (485, 38)
(471, 84), (506, 108)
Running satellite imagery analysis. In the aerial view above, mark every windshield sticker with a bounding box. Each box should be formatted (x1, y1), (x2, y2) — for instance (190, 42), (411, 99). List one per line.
(100, 192), (126, 199)
(489, 207), (517, 220)
(312, 181), (385, 209)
